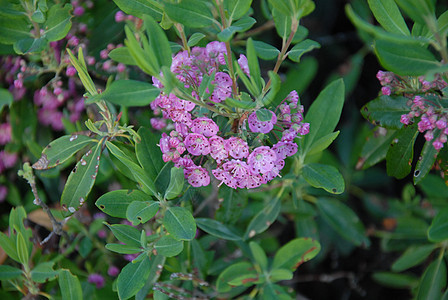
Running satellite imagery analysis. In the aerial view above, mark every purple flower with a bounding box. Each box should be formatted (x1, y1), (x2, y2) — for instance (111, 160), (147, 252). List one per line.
(225, 137), (249, 159)
(88, 273), (105, 289)
(209, 136), (228, 164)
(400, 114), (411, 125)
(185, 133), (210, 156)
(433, 139), (444, 150)
(247, 146), (277, 174)
(66, 66), (77, 77)
(238, 54), (250, 76)
(381, 86), (391, 96)
(0, 185), (7, 203)
(115, 11), (126, 22)
(210, 72), (232, 103)
(185, 166), (210, 187)
(108, 266), (120, 277)
(248, 110), (277, 134)
(0, 123), (12, 145)
(272, 141), (298, 160)
(191, 117), (219, 137)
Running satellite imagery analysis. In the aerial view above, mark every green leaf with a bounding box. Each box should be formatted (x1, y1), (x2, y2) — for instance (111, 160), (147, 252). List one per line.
(261, 72), (281, 106)
(392, 244), (437, 272)
(244, 196), (281, 240)
(395, 0), (435, 24)
(136, 255), (165, 300)
(0, 265), (22, 280)
(249, 242), (268, 270)
(253, 41), (280, 60)
(217, 17), (256, 42)
(31, 8), (45, 23)
(361, 95), (409, 129)
(196, 218), (242, 240)
(136, 127), (164, 180)
(272, 238), (320, 271)
(386, 124), (418, 179)
(105, 243), (143, 254)
(108, 47), (137, 65)
(124, 26), (158, 76)
(31, 262), (58, 283)
(60, 141), (102, 216)
(164, 167), (184, 200)
(187, 32), (205, 47)
(247, 38), (263, 95)
(225, 0), (253, 21)
(428, 208), (448, 242)
(67, 48), (97, 96)
(367, 0), (410, 35)
(302, 163), (345, 194)
(32, 134), (95, 170)
(269, 269), (293, 283)
(316, 198), (370, 246)
(216, 261), (258, 293)
(268, 0), (294, 17)
(358, 128), (396, 169)
(372, 272), (418, 288)
(215, 186), (247, 224)
(154, 235), (184, 257)
(13, 37), (48, 54)
(106, 141), (156, 195)
(112, 0), (163, 20)
(126, 201), (159, 226)
(117, 256), (152, 300)
(271, 7), (293, 40)
(0, 88), (13, 112)
(198, 70), (216, 100)
(0, 231), (19, 262)
(287, 39), (320, 63)
(58, 269), (83, 300)
(0, 16), (31, 45)
(417, 258), (447, 300)
(44, 4), (72, 42)
(374, 39), (440, 76)
(307, 131), (340, 156)
(96, 189), (149, 218)
(300, 79), (344, 156)
(105, 223), (142, 248)
(100, 80), (160, 107)
(163, 0), (215, 28)
(255, 108), (273, 122)
(163, 207), (196, 241)
(414, 139), (438, 184)
(144, 15), (172, 69)
(16, 231), (29, 265)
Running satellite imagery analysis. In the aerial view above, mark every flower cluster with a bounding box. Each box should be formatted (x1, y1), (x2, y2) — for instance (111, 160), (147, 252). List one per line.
(376, 71), (448, 151)
(152, 42), (309, 189)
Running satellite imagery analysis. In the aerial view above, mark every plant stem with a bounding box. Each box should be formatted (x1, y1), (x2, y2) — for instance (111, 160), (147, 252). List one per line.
(175, 23), (190, 55)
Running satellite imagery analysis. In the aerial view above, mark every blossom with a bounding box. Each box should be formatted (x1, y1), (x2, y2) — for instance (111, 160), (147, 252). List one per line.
(210, 72), (232, 103)
(191, 117), (219, 137)
(209, 136), (228, 164)
(248, 110), (277, 134)
(225, 137), (249, 159)
(108, 266), (120, 277)
(0, 123), (12, 145)
(247, 146), (277, 174)
(238, 54), (250, 76)
(185, 133), (210, 156)
(272, 141), (298, 160)
(88, 273), (105, 289)
(185, 166), (210, 187)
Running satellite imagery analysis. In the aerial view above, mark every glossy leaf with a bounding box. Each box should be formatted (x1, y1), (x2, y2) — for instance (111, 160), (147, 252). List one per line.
(126, 201), (159, 225)
(163, 207), (196, 241)
(272, 238), (320, 271)
(30, 262), (58, 283)
(101, 80), (159, 107)
(302, 163), (345, 194)
(374, 39), (440, 76)
(253, 40), (280, 60)
(316, 198), (370, 246)
(361, 95), (409, 129)
(112, 0), (162, 20)
(428, 208), (448, 242)
(154, 235), (184, 257)
(417, 258), (447, 300)
(163, 0), (215, 28)
(244, 196), (281, 240)
(117, 256), (152, 300)
(105, 243), (142, 254)
(108, 46), (137, 65)
(136, 127), (164, 180)
(58, 269), (83, 300)
(44, 4), (72, 42)
(105, 223), (141, 248)
(367, 0), (410, 35)
(196, 218), (242, 240)
(216, 261), (258, 292)
(32, 134), (95, 170)
(414, 139), (438, 184)
(287, 39), (320, 63)
(307, 131), (340, 156)
(96, 189), (149, 218)
(392, 244), (437, 272)
(386, 124), (418, 179)
(300, 79), (344, 155)
(0, 265), (22, 280)
(164, 167), (184, 200)
(60, 141), (102, 217)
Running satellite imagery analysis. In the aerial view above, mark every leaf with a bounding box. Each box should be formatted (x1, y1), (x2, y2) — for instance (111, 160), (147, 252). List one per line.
(163, 0), (215, 28)
(307, 131), (340, 156)
(287, 39), (320, 63)
(244, 196), (281, 240)
(217, 17), (256, 42)
(256, 108), (273, 122)
(0, 16), (31, 45)
(367, 0), (410, 35)
(253, 40), (280, 60)
(164, 167), (185, 200)
(361, 95), (409, 129)
(302, 163), (345, 194)
(16, 231), (29, 265)
(196, 218), (242, 240)
(225, 0), (253, 21)
(135, 255), (166, 300)
(269, 269), (293, 283)
(126, 201), (159, 225)
(374, 39), (440, 76)
(417, 258), (447, 300)
(58, 269), (83, 300)
(105, 243), (143, 254)
(13, 37), (48, 54)
(0, 88), (13, 112)
(124, 26), (158, 76)
(60, 141), (102, 216)
(316, 198), (370, 246)
(272, 238), (320, 271)
(414, 139), (438, 184)
(250, 242), (268, 270)
(0, 265), (22, 280)
(154, 235), (184, 257)
(246, 38), (263, 95)
(386, 124), (418, 179)
(215, 186), (247, 224)
(112, 0), (163, 20)
(216, 261), (258, 293)
(198, 70), (216, 100)
(163, 207), (196, 241)
(395, 0), (435, 24)
(358, 128), (396, 169)
(136, 127), (164, 180)
(105, 223), (142, 248)
(31, 262), (58, 283)
(372, 272), (418, 288)
(300, 79), (345, 156)
(108, 47), (137, 65)
(101, 80), (160, 107)
(67, 48), (97, 96)
(187, 32), (205, 47)
(32, 134), (95, 170)
(44, 4), (72, 42)
(268, 0), (294, 17)
(0, 231), (19, 263)
(392, 244), (437, 272)
(96, 189), (149, 218)
(428, 208), (448, 242)
(117, 256), (152, 300)
(144, 15), (172, 69)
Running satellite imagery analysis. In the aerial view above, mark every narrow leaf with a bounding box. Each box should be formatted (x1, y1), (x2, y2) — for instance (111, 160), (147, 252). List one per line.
(414, 139), (438, 184)
(428, 208), (448, 242)
(386, 124), (418, 179)
(302, 163), (345, 194)
(117, 256), (152, 300)
(417, 258), (447, 300)
(0, 265), (22, 280)
(112, 0), (163, 20)
(367, 0), (410, 35)
(101, 80), (160, 107)
(196, 218), (242, 240)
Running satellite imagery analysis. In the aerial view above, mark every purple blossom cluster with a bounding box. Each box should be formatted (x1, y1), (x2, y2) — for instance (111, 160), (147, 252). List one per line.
(152, 42), (309, 189)
(376, 71), (448, 151)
